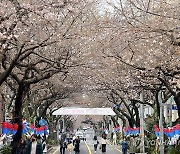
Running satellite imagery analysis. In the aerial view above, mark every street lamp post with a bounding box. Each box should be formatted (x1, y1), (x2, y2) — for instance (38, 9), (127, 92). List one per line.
(158, 90), (164, 154)
(140, 92), (145, 153)
(169, 96), (173, 127)
(56, 118), (59, 140)
(62, 116), (65, 131)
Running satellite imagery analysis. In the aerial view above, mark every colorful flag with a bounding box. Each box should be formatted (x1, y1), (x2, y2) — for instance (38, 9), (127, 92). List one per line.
(30, 124), (35, 134)
(114, 126), (120, 133)
(12, 124), (18, 135)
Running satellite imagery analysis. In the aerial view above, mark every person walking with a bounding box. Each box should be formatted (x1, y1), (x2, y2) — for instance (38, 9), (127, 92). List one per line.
(67, 141), (74, 154)
(121, 137), (128, 154)
(100, 135), (107, 153)
(42, 136), (47, 154)
(72, 135), (76, 146)
(129, 137), (136, 154)
(37, 135), (42, 143)
(24, 134), (43, 154)
(74, 136), (80, 154)
(66, 132), (70, 143)
(102, 132), (107, 139)
(59, 132), (62, 140)
(93, 135), (99, 153)
(59, 137), (67, 154)
(25, 134), (31, 145)
(113, 133), (117, 145)
(17, 138), (26, 154)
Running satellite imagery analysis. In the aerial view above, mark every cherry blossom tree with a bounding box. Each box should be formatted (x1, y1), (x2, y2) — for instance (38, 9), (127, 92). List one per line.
(98, 0), (180, 121)
(0, 0), (99, 152)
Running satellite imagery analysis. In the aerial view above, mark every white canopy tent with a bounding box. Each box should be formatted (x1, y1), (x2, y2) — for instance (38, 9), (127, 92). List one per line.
(52, 107), (116, 115)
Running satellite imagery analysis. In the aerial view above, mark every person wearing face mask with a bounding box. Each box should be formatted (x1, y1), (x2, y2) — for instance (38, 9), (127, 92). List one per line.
(24, 134), (43, 154)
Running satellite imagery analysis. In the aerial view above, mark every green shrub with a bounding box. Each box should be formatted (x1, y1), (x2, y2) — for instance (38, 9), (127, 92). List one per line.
(167, 145), (180, 154)
(0, 145), (12, 154)
(46, 139), (58, 145)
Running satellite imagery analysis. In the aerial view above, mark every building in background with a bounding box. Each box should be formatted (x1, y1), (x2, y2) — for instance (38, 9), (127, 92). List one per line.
(164, 97), (178, 124)
(143, 105), (154, 119)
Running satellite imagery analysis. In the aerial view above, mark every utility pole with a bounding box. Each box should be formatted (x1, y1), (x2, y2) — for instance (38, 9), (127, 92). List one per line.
(169, 96), (173, 127)
(56, 118), (59, 140)
(62, 116), (65, 132)
(140, 92), (145, 153)
(158, 90), (164, 154)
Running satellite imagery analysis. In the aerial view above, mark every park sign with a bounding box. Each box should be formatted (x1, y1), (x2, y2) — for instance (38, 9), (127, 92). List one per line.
(52, 107), (116, 115)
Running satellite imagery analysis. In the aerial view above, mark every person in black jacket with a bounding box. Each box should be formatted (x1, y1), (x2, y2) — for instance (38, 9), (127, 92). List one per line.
(74, 136), (80, 154)
(17, 138), (26, 154)
(59, 137), (67, 154)
(93, 135), (99, 153)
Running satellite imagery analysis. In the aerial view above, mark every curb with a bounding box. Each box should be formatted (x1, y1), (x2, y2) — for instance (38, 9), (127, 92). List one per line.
(47, 145), (58, 154)
(47, 147), (54, 152)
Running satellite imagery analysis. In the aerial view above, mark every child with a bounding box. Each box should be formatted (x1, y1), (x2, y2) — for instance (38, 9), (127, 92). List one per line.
(67, 141), (74, 154)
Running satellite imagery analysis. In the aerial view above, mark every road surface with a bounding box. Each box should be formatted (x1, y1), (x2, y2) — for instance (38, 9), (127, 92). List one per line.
(53, 128), (121, 154)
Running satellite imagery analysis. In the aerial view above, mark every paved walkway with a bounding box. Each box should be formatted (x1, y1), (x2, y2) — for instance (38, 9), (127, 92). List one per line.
(50, 140), (122, 154)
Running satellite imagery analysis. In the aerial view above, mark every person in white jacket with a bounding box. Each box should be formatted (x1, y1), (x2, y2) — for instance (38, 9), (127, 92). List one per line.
(113, 133), (117, 145)
(101, 136), (107, 153)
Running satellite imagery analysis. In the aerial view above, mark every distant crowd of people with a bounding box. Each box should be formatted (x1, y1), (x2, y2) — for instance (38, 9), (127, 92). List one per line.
(92, 132), (133, 154)
(0, 129), (134, 154)
(59, 131), (109, 154)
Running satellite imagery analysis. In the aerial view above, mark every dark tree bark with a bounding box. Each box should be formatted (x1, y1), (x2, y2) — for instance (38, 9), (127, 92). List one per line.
(114, 107), (135, 128)
(155, 91), (160, 118)
(0, 50), (22, 86)
(132, 105), (140, 127)
(11, 81), (29, 154)
(111, 116), (119, 127)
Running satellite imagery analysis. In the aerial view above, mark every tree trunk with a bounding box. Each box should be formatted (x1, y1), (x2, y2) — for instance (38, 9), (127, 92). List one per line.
(127, 117), (134, 128)
(11, 82), (29, 154)
(114, 108), (135, 128)
(155, 91), (160, 118)
(111, 116), (119, 127)
(134, 106), (140, 127)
